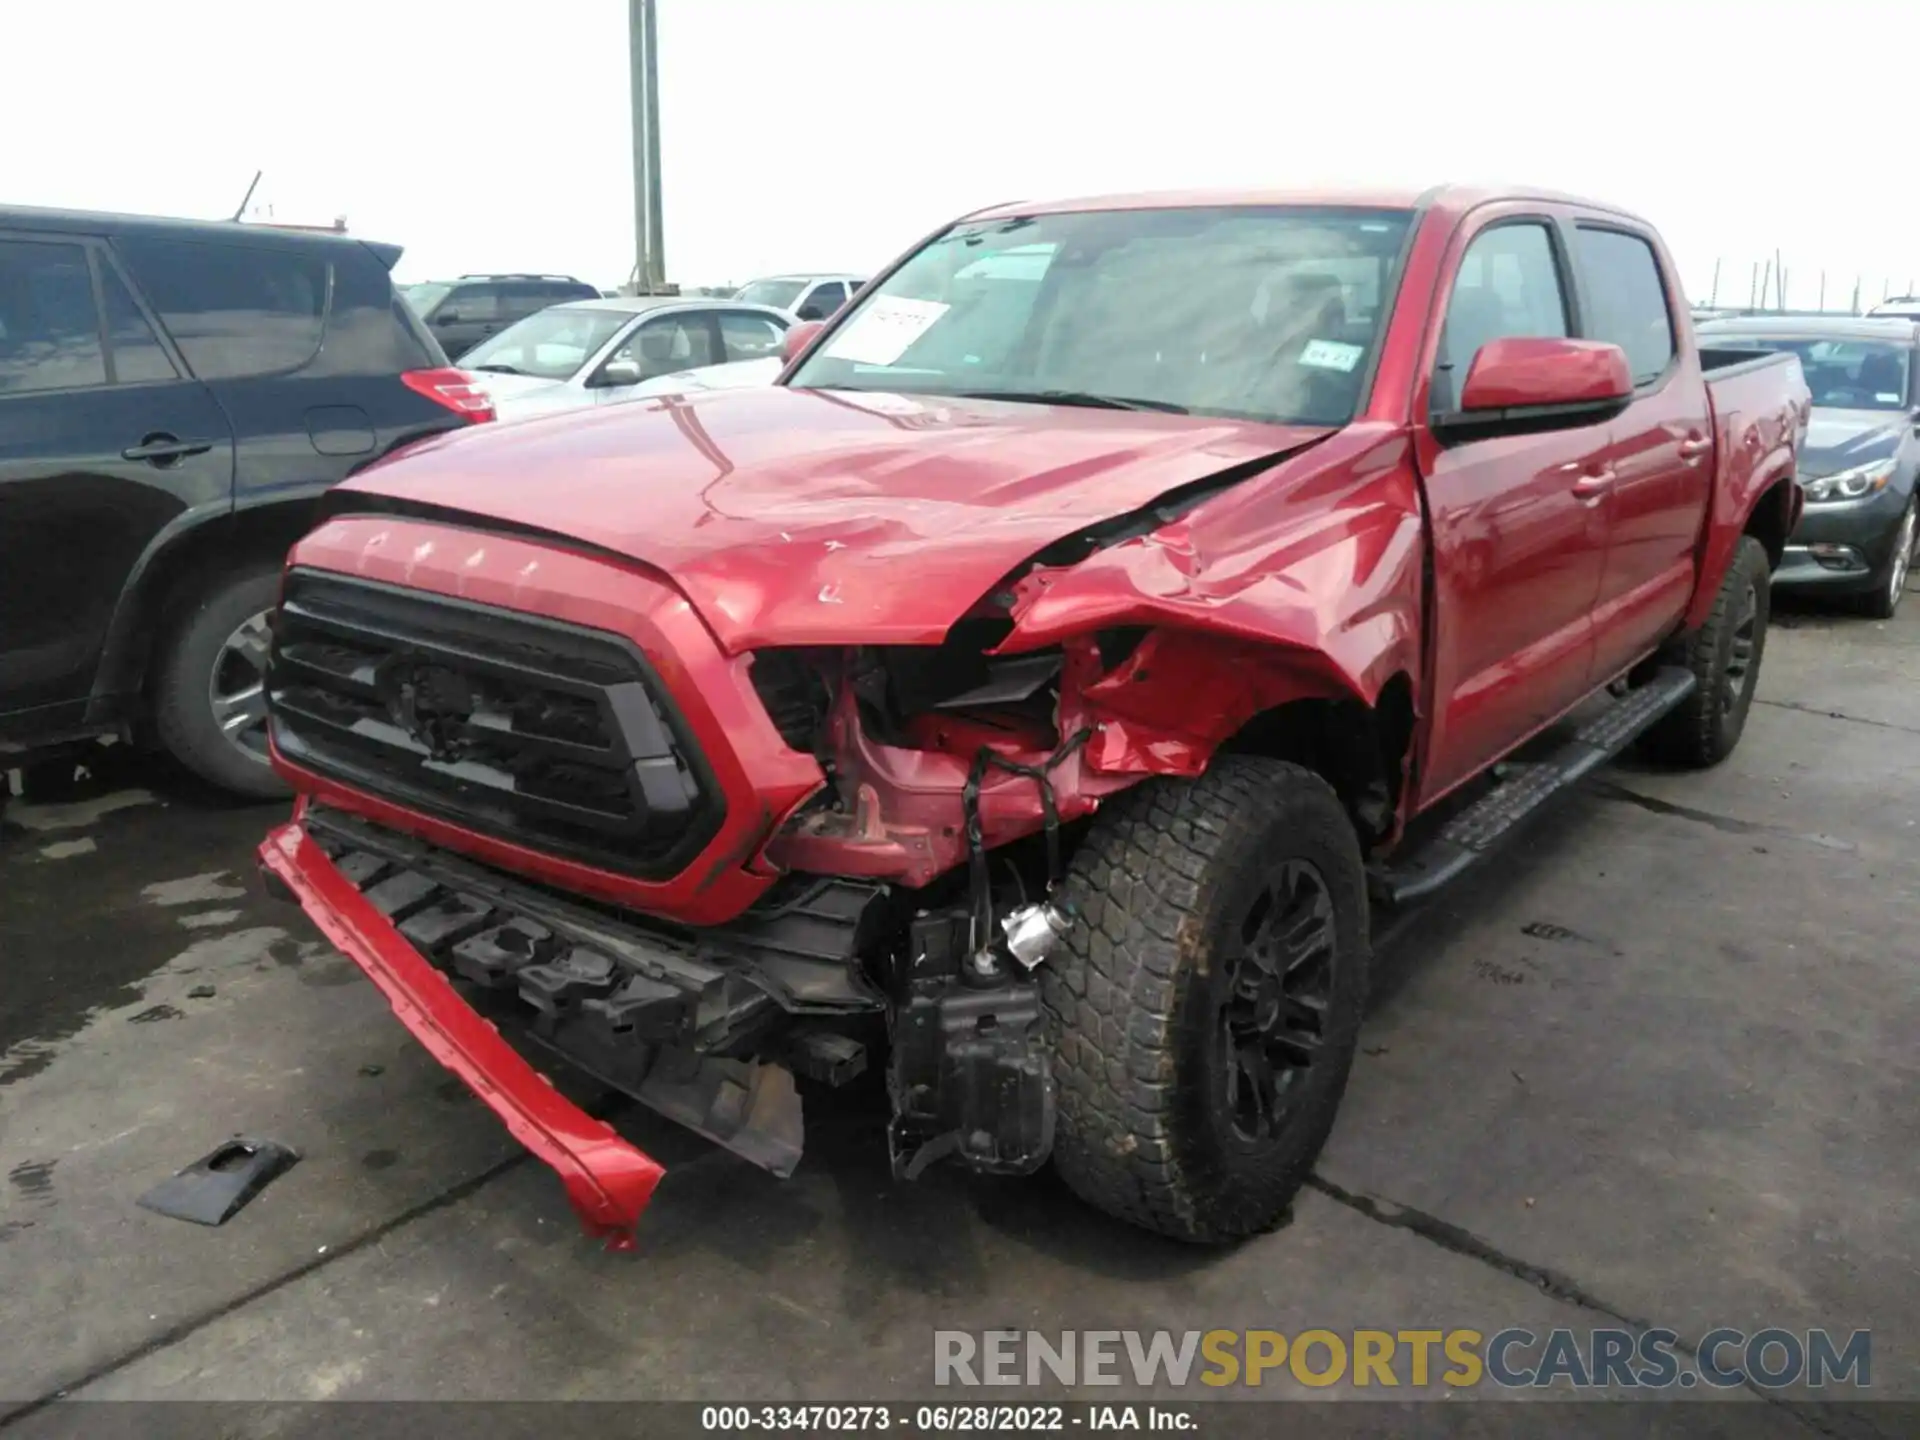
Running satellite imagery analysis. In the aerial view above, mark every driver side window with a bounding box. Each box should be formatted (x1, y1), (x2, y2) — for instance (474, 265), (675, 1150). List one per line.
(613, 313), (716, 380)
(1434, 223), (1569, 413)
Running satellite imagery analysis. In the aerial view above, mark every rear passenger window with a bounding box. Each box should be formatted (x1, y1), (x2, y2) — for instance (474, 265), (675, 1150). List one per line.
(0, 240), (107, 395)
(98, 261), (178, 384)
(1575, 227), (1675, 386)
(117, 237), (328, 379)
(449, 285), (502, 322)
(499, 282), (556, 319)
(1436, 223), (1568, 412)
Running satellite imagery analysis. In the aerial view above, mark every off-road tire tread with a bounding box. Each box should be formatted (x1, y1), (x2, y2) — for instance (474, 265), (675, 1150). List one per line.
(1643, 535), (1769, 769)
(1040, 757), (1367, 1243)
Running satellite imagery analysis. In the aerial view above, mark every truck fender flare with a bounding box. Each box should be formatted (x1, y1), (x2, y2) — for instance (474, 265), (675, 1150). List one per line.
(1682, 441), (1798, 635)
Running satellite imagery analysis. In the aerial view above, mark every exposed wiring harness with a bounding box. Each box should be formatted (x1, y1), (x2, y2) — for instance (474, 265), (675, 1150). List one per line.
(960, 727), (1093, 954)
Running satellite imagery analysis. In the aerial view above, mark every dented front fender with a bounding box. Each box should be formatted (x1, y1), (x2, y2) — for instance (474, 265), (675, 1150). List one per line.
(1001, 426), (1427, 772)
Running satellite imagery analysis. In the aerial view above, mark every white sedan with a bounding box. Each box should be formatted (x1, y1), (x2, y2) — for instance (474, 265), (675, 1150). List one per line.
(459, 296), (792, 423)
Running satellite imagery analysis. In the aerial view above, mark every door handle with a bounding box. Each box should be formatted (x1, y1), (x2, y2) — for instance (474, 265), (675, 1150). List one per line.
(123, 434), (214, 465)
(1677, 435), (1711, 461)
(1570, 468), (1615, 500)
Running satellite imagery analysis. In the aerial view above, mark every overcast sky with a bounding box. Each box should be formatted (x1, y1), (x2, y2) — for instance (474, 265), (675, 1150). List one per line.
(6, 0), (1912, 307)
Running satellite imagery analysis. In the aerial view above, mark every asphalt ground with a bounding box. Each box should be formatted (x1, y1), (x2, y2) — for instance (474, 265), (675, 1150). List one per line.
(2, 588), (1915, 1436)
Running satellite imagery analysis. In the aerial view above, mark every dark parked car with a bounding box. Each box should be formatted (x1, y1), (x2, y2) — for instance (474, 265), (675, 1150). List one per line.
(400, 274), (601, 360)
(0, 205), (492, 803)
(1698, 316), (1920, 616)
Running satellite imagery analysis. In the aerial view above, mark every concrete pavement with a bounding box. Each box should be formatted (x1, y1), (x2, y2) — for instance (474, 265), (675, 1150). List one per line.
(2, 592), (1915, 1430)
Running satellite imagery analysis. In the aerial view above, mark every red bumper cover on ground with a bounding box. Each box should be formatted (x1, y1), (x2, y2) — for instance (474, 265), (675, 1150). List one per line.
(258, 817), (664, 1249)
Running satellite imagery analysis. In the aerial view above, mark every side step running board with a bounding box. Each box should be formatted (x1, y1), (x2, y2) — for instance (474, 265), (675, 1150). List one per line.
(1368, 666), (1697, 908)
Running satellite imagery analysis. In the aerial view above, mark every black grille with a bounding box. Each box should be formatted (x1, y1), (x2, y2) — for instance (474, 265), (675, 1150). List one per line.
(268, 569), (723, 878)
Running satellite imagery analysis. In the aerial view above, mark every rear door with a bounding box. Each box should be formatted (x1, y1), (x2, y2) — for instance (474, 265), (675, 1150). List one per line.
(0, 234), (234, 724)
(1571, 222), (1712, 681)
(1412, 209), (1614, 804)
(116, 234), (464, 520)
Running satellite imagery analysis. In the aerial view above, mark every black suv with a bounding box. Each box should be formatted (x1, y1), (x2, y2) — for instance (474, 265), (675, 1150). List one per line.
(0, 206), (492, 802)
(400, 274), (602, 360)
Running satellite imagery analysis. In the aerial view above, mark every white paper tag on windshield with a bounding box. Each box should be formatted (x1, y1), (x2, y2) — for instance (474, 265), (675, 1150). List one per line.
(822, 297), (951, 366)
(1299, 339), (1364, 372)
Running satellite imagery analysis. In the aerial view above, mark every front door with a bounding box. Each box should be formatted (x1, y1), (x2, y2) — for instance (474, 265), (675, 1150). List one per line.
(1413, 214), (1614, 804)
(0, 235), (234, 724)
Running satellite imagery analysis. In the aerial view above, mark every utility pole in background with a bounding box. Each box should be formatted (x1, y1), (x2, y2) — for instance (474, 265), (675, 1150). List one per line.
(629, 0), (666, 293)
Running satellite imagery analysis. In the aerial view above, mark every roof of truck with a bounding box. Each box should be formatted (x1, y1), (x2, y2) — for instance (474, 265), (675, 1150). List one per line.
(965, 185), (1649, 226)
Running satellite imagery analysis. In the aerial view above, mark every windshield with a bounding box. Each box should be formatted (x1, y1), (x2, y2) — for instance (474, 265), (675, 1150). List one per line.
(786, 206), (1415, 426)
(1705, 336), (1912, 410)
(457, 306), (632, 381)
(735, 279), (807, 310)
(401, 282), (453, 316)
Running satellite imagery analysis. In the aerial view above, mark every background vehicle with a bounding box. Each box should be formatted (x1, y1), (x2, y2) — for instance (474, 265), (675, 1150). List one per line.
(401, 273), (601, 360)
(458, 297), (790, 423)
(731, 273), (866, 321)
(1867, 296), (1920, 320)
(259, 186), (1807, 1250)
(1698, 316), (1920, 616)
(0, 205), (490, 800)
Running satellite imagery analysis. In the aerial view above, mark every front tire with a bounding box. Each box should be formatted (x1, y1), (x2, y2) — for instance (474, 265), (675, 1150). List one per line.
(152, 563), (290, 800)
(1041, 757), (1369, 1243)
(1643, 535), (1770, 769)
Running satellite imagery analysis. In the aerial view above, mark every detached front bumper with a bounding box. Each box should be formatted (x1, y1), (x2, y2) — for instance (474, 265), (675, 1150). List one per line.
(259, 818), (666, 1249)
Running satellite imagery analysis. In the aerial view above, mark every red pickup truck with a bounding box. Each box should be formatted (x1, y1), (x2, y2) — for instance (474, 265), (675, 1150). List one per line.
(257, 186), (1808, 1248)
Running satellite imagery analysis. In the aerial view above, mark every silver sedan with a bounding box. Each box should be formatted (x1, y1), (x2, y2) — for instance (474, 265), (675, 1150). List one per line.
(457, 296), (792, 423)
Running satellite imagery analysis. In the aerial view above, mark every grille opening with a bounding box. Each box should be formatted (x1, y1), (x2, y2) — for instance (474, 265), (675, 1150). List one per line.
(267, 570), (723, 877)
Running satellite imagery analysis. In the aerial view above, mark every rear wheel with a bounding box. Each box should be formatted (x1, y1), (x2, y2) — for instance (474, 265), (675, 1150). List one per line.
(1041, 757), (1369, 1243)
(151, 563), (289, 800)
(1855, 496), (1916, 620)
(1643, 535), (1770, 769)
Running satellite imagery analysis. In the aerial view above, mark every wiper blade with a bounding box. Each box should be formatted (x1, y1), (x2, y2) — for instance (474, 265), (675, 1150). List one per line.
(470, 363), (525, 375)
(955, 388), (1191, 414)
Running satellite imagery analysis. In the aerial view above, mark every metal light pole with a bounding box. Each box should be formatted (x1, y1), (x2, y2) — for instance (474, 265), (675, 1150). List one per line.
(629, 0), (666, 293)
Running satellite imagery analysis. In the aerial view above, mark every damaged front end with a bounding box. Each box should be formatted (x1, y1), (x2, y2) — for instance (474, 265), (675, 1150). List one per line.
(257, 418), (1423, 1246)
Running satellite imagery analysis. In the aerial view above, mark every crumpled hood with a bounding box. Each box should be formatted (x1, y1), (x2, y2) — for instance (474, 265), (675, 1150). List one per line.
(1799, 408), (1908, 478)
(338, 385), (1331, 651)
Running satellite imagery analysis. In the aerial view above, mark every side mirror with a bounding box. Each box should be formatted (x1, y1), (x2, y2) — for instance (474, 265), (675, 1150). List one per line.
(594, 357), (643, 388)
(782, 320), (825, 365)
(434, 310), (461, 326)
(1453, 337), (1633, 417)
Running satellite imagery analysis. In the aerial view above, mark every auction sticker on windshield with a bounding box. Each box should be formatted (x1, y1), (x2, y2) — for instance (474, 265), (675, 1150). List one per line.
(1299, 339), (1364, 372)
(823, 297), (951, 366)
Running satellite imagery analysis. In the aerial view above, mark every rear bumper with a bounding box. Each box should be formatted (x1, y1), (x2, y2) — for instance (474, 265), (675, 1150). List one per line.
(258, 817), (665, 1249)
